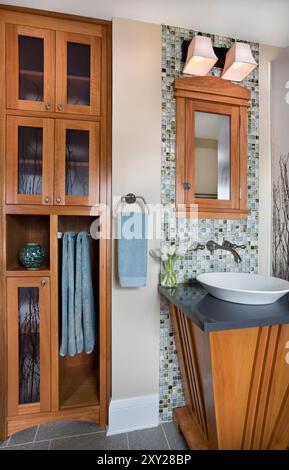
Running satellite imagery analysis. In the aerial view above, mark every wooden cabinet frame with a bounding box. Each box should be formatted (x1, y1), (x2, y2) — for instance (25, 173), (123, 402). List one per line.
(6, 115), (54, 205)
(6, 24), (55, 113)
(54, 119), (100, 206)
(56, 32), (101, 116)
(7, 277), (51, 417)
(175, 76), (250, 219)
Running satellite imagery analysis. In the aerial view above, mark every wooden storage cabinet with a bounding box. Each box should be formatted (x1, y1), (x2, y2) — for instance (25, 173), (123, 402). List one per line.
(7, 277), (51, 417)
(6, 25), (102, 116)
(0, 6), (111, 440)
(175, 76), (250, 219)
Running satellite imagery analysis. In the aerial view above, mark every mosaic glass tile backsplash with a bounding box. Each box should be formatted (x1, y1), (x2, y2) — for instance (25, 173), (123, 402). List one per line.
(159, 25), (259, 421)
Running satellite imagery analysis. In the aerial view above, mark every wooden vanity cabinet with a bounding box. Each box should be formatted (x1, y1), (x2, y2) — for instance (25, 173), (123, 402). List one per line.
(175, 76), (250, 219)
(169, 304), (289, 450)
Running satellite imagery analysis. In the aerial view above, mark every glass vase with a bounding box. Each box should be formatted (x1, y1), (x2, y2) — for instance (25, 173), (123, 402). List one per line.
(161, 257), (177, 288)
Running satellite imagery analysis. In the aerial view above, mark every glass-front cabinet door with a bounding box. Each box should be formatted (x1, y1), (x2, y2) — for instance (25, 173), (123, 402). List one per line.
(55, 32), (101, 116)
(6, 24), (55, 112)
(54, 120), (100, 206)
(6, 116), (54, 204)
(7, 277), (51, 416)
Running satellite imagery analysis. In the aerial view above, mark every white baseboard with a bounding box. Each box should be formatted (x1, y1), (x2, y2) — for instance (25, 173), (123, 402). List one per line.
(107, 393), (159, 436)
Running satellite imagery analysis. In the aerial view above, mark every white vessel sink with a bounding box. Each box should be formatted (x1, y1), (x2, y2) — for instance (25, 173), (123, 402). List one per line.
(196, 272), (289, 305)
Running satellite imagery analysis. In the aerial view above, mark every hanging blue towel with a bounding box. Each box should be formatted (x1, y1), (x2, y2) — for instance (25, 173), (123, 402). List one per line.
(118, 212), (148, 287)
(60, 232), (77, 357)
(75, 232), (96, 354)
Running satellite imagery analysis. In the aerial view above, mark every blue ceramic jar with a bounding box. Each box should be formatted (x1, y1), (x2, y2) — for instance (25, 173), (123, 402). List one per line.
(19, 243), (46, 270)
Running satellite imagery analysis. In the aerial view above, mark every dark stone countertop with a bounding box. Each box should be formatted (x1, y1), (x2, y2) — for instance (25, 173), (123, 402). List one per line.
(159, 282), (289, 332)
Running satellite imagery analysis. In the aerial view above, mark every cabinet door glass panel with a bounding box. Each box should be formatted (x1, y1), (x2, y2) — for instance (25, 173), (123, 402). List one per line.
(19, 36), (44, 102)
(66, 129), (89, 196)
(195, 111), (230, 200)
(18, 126), (43, 195)
(67, 42), (90, 106)
(18, 287), (40, 404)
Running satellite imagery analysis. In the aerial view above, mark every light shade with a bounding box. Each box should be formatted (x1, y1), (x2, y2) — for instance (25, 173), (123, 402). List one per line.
(183, 35), (218, 76)
(221, 42), (257, 81)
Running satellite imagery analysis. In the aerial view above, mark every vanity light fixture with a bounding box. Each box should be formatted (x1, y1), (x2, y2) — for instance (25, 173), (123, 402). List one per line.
(183, 35), (218, 76)
(221, 42), (257, 81)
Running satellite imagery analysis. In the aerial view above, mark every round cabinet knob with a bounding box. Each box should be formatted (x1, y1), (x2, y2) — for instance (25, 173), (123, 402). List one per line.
(183, 182), (192, 190)
(44, 196), (50, 203)
(57, 103), (63, 111)
(56, 196), (62, 204)
(45, 102), (51, 110)
(41, 279), (47, 287)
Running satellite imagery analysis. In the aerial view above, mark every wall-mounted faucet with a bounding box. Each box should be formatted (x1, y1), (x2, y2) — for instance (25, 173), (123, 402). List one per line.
(206, 240), (246, 264)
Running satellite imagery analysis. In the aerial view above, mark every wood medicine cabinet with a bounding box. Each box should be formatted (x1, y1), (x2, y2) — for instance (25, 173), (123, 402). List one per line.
(175, 76), (251, 219)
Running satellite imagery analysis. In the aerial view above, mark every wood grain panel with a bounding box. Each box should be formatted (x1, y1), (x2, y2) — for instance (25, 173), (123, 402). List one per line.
(0, 14), (7, 441)
(169, 305), (208, 443)
(174, 407), (211, 450)
(175, 76), (251, 101)
(210, 327), (259, 449)
(50, 215), (59, 411)
(7, 404), (100, 436)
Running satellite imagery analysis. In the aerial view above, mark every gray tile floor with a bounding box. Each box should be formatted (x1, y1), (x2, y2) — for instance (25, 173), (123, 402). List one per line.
(0, 420), (188, 450)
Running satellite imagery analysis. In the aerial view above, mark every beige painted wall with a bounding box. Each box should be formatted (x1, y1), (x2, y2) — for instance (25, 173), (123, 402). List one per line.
(258, 45), (283, 275)
(112, 18), (161, 399)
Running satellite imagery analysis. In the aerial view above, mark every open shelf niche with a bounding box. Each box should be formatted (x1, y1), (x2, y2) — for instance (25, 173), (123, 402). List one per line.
(6, 214), (50, 272)
(58, 215), (99, 409)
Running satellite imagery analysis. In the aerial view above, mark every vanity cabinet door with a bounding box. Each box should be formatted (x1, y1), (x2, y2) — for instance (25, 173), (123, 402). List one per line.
(6, 115), (54, 205)
(55, 31), (101, 116)
(54, 120), (100, 206)
(6, 24), (55, 112)
(7, 277), (51, 417)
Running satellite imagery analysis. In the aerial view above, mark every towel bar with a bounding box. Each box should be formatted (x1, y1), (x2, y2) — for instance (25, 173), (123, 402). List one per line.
(57, 232), (92, 239)
(115, 193), (150, 215)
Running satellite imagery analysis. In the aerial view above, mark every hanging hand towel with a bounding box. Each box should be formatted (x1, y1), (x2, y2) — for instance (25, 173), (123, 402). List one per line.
(118, 212), (148, 287)
(60, 232), (77, 357)
(75, 232), (96, 354)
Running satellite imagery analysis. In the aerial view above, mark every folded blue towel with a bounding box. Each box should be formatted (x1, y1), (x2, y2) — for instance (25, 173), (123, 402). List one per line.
(118, 212), (148, 287)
